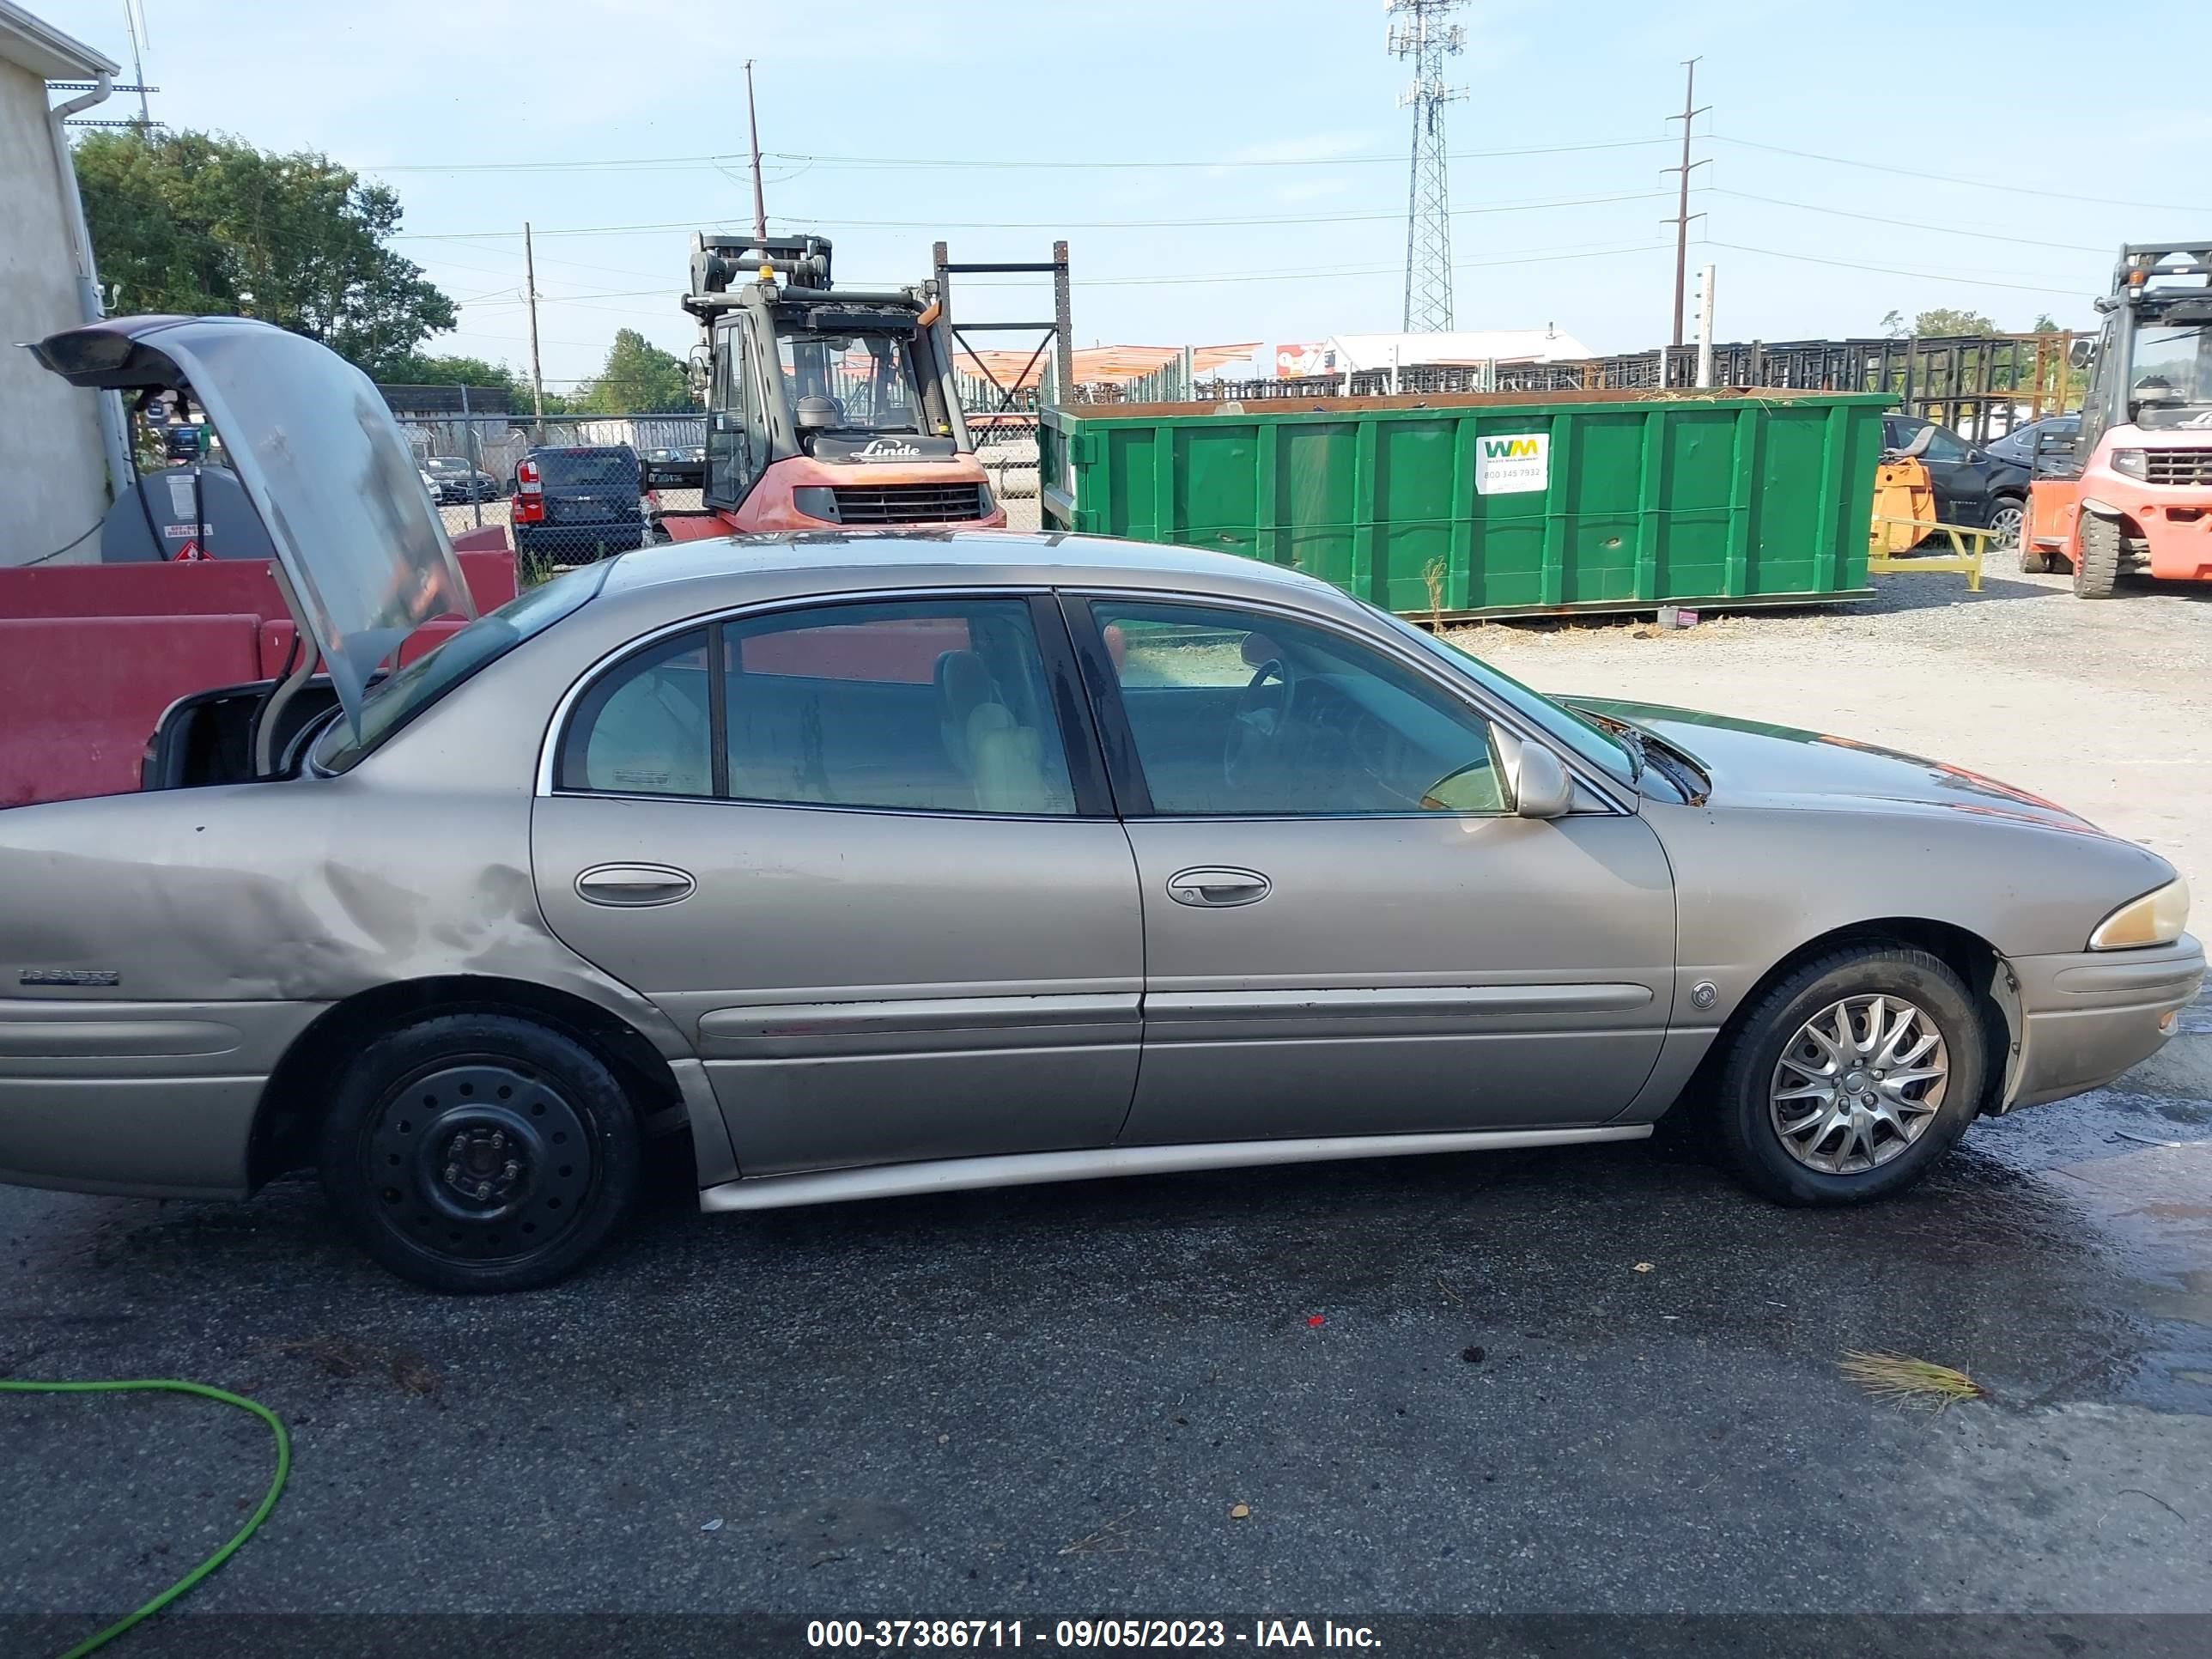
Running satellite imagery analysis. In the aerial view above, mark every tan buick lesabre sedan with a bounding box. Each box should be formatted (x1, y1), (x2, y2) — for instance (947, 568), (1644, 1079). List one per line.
(1, 316), (2199, 1291)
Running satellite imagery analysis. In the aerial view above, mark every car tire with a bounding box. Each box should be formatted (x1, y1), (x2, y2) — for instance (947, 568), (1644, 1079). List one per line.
(2018, 546), (2056, 574)
(1711, 945), (1986, 1207)
(317, 1012), (642, 1292)
(1987, 497), (2025, 549)
(2074, 511), (2122, 599)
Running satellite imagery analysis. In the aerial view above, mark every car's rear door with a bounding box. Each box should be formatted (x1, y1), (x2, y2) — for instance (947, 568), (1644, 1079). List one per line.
(531, 593), (1142, 1176)
(1068, 594), (1675, 1146)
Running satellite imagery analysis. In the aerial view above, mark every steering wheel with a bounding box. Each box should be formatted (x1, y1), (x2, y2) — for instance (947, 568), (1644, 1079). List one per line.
(1223, 658), (1293, 792)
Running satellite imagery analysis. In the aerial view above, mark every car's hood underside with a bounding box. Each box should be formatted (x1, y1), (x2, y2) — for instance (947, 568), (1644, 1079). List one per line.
(31, 315), (474, 727)
(1565, 697), (2104, 836)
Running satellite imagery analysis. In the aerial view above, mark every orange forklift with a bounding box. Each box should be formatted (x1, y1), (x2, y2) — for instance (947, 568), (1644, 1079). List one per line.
(658, 234), (1007, 541)
(2023, 241), (2212, 597)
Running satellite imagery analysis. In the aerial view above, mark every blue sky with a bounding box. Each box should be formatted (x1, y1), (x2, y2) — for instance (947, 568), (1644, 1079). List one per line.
(44, 0), (2212, 388)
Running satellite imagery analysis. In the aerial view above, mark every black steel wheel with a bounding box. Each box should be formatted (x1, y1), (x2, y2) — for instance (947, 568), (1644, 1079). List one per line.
(1709, 945), (1985, 1206)
(319, 1013), (641, 1292)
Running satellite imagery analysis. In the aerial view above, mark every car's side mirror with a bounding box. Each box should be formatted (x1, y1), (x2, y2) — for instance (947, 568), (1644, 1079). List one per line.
(1510, 740), (1573, 819)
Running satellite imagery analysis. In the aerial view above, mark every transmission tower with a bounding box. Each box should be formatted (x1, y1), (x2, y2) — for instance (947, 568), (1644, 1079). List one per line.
(1387, 0), (1467, 333)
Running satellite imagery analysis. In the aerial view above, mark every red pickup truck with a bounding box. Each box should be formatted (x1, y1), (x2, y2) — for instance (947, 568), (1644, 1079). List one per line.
(3, 317), (519, 808)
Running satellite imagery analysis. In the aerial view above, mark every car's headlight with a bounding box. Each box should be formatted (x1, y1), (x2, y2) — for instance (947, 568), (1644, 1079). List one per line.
(2110, 448), (2148, 480)
(2089, 877), (2191, 949)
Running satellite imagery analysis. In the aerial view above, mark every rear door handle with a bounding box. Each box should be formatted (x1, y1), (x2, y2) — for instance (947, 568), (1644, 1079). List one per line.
(575, 863), (696, 907)
(1165, 866), (1272, 908)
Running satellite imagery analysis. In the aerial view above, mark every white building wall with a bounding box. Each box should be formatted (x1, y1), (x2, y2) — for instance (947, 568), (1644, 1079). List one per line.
(0, 57), (108, 566)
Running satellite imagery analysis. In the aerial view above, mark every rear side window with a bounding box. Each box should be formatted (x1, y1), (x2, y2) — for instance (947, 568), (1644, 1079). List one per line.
(557, 599), (1077, 816)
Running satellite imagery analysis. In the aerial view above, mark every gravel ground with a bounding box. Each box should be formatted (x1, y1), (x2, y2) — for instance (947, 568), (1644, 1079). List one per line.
(1456, 563), (2212, 896)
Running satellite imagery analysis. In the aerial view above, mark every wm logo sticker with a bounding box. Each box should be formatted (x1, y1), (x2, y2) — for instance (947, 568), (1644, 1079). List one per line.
(1474, 431), (1550, 495)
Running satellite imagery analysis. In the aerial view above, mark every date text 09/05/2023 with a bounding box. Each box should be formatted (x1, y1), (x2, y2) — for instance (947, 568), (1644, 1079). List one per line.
(806, 1620), (1382, 1650)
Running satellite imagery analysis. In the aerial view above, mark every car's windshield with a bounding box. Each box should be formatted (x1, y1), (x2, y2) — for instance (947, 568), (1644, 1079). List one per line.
(2129, 324), (2212, 416)
(313, 563), (607, 774)
(778, 331), (922, 432)
(535, 448), (639, 489)
(425, 458), (468, 474)
(1356, 602), (1639, 783)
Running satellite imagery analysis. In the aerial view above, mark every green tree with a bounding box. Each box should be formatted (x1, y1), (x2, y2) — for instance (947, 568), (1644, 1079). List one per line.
(74, 129), (457, 380)
(574, 329), (695, 414)
(2029, 313), (2060, 333)
(384, 352), (520, 392)
(1908, 307), (1999, 337)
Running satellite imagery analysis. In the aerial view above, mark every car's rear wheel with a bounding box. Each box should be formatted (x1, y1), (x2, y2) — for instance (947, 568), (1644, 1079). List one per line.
(1987, 498), (2025, 549)
(2074, 512), (2122, 599)
(1711, 945), (1985, 1206)
(318, 1013), (642, 1292)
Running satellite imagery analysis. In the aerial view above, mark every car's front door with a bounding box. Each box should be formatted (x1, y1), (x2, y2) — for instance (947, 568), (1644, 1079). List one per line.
(1071, 596), (1676, 1146)
(1910, 422), (1998, 526)
(531, 593), (1142, 1176)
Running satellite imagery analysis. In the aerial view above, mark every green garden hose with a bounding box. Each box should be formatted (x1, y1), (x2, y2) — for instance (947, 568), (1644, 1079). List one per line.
(0, 1379), (290, 1659)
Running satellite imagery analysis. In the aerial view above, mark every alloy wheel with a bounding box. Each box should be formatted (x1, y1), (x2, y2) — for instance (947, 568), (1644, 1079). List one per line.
(1767, 994), (1949, 1176)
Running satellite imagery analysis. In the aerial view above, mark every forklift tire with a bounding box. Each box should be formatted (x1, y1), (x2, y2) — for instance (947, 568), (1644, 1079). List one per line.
(2073, 513), (2121, 599)
(2018, 547), (2056, 574)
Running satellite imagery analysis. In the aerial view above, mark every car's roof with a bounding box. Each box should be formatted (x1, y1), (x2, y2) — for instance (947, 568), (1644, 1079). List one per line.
(595, 529), (1345, 607)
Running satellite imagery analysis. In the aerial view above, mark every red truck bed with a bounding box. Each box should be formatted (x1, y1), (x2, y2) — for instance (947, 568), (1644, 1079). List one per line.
(1, 535), (517, 807)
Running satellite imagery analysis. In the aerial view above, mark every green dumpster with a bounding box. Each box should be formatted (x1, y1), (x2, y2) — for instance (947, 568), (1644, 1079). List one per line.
(1038, 388), (1892, 617)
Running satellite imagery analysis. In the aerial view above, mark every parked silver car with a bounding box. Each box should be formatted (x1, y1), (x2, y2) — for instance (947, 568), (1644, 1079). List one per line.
(3, 316), (2201, 1291)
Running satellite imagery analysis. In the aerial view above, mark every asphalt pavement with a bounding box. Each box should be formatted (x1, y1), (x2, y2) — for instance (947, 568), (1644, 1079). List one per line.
(3, 1009), (2209, 1656)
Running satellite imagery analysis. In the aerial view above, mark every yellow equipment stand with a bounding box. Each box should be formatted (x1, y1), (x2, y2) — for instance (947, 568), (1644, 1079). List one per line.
(1867, 456), (1991, 592)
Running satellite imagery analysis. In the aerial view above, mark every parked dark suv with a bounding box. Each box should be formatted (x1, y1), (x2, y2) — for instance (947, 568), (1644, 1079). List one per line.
(1881, 416), (2031, 545)
(509, 445), (647, 563)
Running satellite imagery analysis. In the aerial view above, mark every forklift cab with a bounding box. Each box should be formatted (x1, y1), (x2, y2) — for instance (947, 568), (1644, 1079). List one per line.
(690, 234), (975, 520)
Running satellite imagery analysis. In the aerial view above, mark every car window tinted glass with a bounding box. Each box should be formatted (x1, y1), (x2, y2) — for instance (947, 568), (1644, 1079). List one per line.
(1354, 601), (1637, 783)
(1095, 601), (1504, 816)
(562, 629), (715, 796)
(558, 599), (1077, 815)
(1917, 426), (1972, 462)
(726, 600), (1073, 813)
(535, 449), (639, 489)
(315, 562), (607, 774)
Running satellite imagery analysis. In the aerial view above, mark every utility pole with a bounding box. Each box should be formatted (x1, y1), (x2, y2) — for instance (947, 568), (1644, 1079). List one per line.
(523, 222), (546, 441)
(1694, 263), (1717, 388)
(123, 0), (150, 129)
(744, 61), (769, 243)
(1385, 1), (1467, 333)
(1665, 57), (1711, 349)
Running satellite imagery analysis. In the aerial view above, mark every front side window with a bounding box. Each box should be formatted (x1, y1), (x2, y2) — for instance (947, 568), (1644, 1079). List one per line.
(1093, 601), (1504, 817)
(558, 599), (1077, 816)
(1917, 426), (1972, 463)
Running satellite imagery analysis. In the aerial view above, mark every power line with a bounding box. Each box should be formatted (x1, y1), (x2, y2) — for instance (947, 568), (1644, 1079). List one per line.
(1708, 188), (2110, 253)
(1701, 240), (2087, 297)
(1709, 134), (2210, 214)
(366, 136), (1669, 174)
(394, 187), (1686, 243)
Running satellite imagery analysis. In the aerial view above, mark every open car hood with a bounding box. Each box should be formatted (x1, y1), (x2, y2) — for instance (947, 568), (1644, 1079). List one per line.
(31, 315), (474, 728)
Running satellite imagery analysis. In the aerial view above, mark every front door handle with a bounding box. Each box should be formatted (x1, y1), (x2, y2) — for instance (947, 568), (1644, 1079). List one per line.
(575, 863), (696, 907)
(1166, 866), (1272, 908)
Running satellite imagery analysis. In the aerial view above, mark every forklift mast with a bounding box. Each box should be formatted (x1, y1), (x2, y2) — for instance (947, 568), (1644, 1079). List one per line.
(665, 230), (1001, 535)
